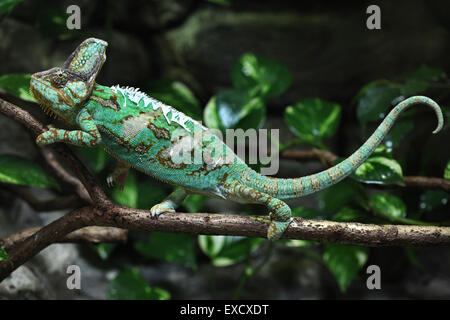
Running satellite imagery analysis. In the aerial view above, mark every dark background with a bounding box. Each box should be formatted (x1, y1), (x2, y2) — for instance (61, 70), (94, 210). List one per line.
(0, 0), (449, 299)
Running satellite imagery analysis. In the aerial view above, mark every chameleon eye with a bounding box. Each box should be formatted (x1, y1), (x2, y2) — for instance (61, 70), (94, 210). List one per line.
(51, 72), (68, 88)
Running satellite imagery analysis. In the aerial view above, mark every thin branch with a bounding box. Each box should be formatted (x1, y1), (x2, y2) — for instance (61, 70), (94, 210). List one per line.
(0, 226), (128, 251)
(281, 149), (450, 192)
(2, 184), (82, 211)
(0, 97), (108, 203)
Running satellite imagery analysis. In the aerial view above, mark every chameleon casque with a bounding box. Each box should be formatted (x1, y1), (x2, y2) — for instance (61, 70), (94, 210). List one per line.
(30, 38), (444, 240)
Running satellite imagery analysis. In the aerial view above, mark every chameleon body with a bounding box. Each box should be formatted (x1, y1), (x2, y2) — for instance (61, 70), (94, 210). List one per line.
(30, 38), (444, 240)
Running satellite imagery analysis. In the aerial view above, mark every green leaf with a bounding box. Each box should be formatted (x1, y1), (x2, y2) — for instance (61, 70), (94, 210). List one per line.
(401, 65), (446, 83)
(137, 182), (168, 210)
(95, 243), (117, 261)
(323, 243), (369, 292)
(292, 207), (327, 220)
(444, 161), (450, 180)
(232, 53), (292, 99)
(111, 171), (138, 208)
(204, 89), (265, 131)
(0, 0), (22, 16)
(400, 79), (429, 96)
(36, 7), (80, 40)
(0, 154), (59, 189)
(0, 247), (10, 261)
(351, 156), (404, 186)
(182, 194), (207, 213)
(205, 0), (230, 6)
(107, 268), (170, 300)
(134, 232), (196, 269)
(0, 73), (36, 102)
(369, 193), (406, 220)
(355, 81), (402, 127)
(198, 235), (263, 267)
(419, 190), (449, 213)
(318, 179), (362, 212)
(333, 207), (367, 222)
(400, 66), (446, 96)
(77, 147), (108, 173)
(285, 98), (341, 143)
(383, 119), (413, 150)
(144, 79), (202, 120)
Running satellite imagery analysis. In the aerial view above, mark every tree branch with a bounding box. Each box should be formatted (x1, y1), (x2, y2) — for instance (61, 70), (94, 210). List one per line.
(0, 226), (128, 251)
(281, 149), (450, 192)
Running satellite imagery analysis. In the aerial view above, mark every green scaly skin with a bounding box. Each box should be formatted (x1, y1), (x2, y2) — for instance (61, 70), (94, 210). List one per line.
(30, 38), (444, 240)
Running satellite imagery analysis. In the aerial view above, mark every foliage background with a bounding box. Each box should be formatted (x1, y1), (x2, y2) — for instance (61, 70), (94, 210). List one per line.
(0, 0), (449, 299)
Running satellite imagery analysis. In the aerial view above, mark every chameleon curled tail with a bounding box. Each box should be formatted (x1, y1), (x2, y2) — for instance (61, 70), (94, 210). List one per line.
(235, 96), (443, 239)
(248, 96), (444, 200)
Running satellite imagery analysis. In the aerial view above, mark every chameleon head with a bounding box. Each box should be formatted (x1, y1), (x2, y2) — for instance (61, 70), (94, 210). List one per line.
(30, 67), (90, 122)
(30, 38), (108, 122)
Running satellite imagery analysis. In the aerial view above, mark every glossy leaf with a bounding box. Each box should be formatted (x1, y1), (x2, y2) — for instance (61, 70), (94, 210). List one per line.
(232, 53), (292, 99)
(318, 179), (362, 212)
(107, 268), (170, 300)
(323, 243), (369, 292)
(0, 73), (35, 102)
(333, 207), (367, 223)
(145, 79), (202, 120)
(0, 0), (22, 16)
(355, 81), (402, 127)
(351, 156), (403, 186)
(0, 248), (10, 261)
(292, 207), (327, 220)
(36, 7), (80, 40)
(204, 89), (265, 131)
(444, 161), (450, 180)
(419, 190), (449, 213)
(134, 232), (196, 269)
(198, 235), (263, 267)
(182, 194), (207, 213)
(369, 193), (407, 220)
(137, 182), (168, 210)
(400, 66), (446, 96)
(401, 65), (446, 83)
(77, 147), (108, 173)
(285, 98), (341, 143)
(383, 119), (413, 150)
(0, 154), (59, 189)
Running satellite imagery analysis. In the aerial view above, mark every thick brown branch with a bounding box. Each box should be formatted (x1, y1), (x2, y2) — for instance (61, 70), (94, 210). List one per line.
(281, 149), (450, 192)
(1, 206), (450, 281)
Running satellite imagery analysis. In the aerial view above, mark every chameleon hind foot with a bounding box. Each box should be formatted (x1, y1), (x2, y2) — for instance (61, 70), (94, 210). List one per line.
(106, 160), (130, 189)
(225, 182), (293, 240)
(150, 187), (187, 217)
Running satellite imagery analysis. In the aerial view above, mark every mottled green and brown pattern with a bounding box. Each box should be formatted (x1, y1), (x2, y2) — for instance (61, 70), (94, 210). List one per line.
(30, 38), (444, 240)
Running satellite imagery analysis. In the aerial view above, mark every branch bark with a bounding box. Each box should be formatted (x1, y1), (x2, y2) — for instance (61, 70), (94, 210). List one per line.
(0, 226), (128, 251)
